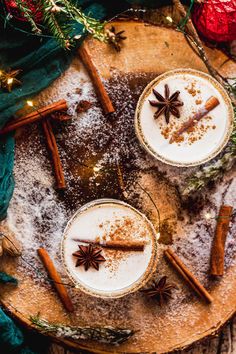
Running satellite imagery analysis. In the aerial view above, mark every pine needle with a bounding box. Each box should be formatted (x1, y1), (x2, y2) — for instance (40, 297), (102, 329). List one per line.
(15, 0), (41, 34)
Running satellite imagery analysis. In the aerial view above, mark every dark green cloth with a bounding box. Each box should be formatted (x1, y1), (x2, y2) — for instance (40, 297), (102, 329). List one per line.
(0, 0), (155, 219)
(0, 1), (106, 220)
(0, 307), (37, 354)
(0, 272), (35, 353)
(0, 272), (18, 285)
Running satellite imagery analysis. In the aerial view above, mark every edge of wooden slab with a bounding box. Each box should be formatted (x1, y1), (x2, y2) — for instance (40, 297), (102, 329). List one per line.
(1, 298), (235, 353)
(1, 17), (236, 354)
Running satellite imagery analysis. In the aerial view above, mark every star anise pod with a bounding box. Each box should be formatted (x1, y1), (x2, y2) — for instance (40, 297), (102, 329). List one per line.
(141, 276), (176, 306)
(72, 244), (106, 271)
(106, 26), (127, 52)
(149, 84), (183, 124)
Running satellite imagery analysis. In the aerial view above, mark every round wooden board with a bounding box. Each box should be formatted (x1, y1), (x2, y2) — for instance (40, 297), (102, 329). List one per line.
(1, 17), (236, 354)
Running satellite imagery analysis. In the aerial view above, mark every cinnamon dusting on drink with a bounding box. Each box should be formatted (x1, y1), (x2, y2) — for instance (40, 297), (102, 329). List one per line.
(185, 81), (200, 97)
(100, 216), (147, 273)
(195, 99), (202, 105)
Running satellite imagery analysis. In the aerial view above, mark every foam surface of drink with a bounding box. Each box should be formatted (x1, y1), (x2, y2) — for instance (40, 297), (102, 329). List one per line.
(136, 70), (232, 166)
(63, 201), (156, 296)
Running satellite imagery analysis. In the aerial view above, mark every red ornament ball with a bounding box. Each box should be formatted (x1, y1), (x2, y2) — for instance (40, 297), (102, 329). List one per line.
(5, 0), (42, 23)
(192, 0), (236, 42)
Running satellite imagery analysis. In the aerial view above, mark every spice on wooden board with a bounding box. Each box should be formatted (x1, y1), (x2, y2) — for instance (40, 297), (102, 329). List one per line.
(78, 43), (115, 115)
(165, 248), (213, 303)
(210, 205), (233, 276)
(37, 248), (74, 312)
(0, 100), (68, 135)
(76, 100), (92, 113)
(141, 276), (176, 306)
(42, 119), (66, 190)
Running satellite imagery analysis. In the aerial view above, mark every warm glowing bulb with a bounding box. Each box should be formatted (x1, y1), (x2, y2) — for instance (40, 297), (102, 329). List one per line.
(27, 100), (34, 107)
(166, 16), (173, 23)
(156, 232), (161, 240)
(93, 166), (101, 172)
(205, 212), (212, 220)
(7, 78), (13, 84)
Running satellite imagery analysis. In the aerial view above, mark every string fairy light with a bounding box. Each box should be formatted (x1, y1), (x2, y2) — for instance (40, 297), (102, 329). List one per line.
(204, 210), (236, 221)
(166, 16), (173, 23)
(7, 78), (13, 84)
(26, 100), (34, 107)
(93, 166), (101, 172)
(205, 212), (213, 220)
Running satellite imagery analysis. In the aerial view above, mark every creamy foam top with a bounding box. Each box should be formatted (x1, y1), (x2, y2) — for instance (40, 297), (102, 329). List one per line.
(136, 71), (232, 165)
(62, 201), (157, 296)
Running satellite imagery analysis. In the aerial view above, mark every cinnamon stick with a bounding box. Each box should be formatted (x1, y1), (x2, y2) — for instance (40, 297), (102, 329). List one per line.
(0, 100), (68, 135)
(210, 205), (233, 276)
(165, 248), (213, 303)
(37, 248), (74, 312)
(72, 238), (145, 251)
(78, 44), (115, 115)
(170, 96), (220, 143)
(42, 119), (66, 189)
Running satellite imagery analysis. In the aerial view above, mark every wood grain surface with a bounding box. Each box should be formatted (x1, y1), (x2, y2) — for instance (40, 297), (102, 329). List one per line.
(47, 314), (236, 353)
(1, 11), (236, 354)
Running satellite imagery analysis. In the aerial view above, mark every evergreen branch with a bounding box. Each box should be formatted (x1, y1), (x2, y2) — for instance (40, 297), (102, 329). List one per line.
(30, 314), (134, 345)
(72, 7), (107, 42)
(42, 0), (68, 48)
(50, 0), (107, 41)
(5, 0), (124, 49)
(15, 0), (41, 34)
(39, 0), (108, 48)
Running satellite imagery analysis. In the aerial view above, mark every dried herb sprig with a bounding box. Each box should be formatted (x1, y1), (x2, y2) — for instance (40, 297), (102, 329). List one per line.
(30, 315), (134, 345)
(183, 106), (236, 195)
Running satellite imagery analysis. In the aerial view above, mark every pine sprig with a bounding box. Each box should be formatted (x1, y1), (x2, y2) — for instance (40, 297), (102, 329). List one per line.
(30, 314), (134, 345)
(38, 0), (107, 48)
(42, 0), (68, 48)
(8, 0), (126, 49)
(15, 0), (41, 34)
(70, 6), (107, 42)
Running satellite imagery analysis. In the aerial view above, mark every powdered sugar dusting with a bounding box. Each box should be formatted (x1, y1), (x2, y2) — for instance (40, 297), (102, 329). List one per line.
(2, 60), (236, 352)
